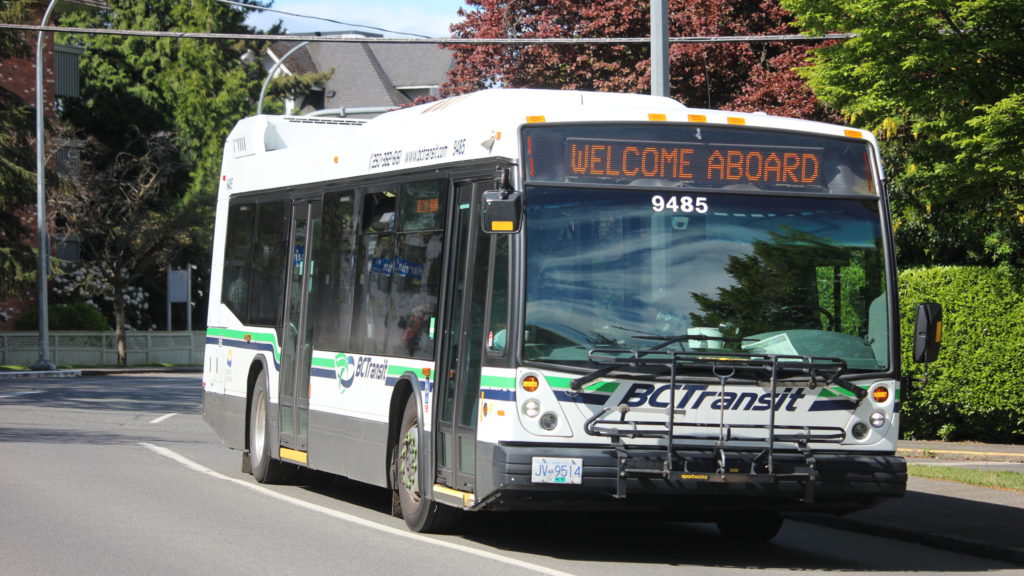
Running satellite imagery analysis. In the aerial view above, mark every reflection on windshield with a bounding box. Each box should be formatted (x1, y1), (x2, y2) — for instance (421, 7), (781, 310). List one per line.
(523, 189), (890, 371)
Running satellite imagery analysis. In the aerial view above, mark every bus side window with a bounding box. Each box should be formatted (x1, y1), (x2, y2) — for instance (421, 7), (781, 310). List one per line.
(388, 180), (446, 359)
(313, 191), (356, 352)
(223, 204), (255, 323)
(249, 201), (290, 327)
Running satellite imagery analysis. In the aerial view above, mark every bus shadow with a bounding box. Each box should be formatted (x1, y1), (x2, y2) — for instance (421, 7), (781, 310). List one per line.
(455, 510), (1017, 571)
(300, 476), (1019, 572)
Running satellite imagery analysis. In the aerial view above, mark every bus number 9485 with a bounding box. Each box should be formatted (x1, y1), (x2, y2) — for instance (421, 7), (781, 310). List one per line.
(651, 195), (709, 214)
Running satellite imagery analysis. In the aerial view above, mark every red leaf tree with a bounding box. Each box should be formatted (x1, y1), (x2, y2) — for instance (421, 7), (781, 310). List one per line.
(444, 0), (830, 120)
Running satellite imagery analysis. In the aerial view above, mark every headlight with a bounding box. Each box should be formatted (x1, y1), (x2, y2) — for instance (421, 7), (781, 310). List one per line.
(870, 410), (887, 428)
(523, 398), (541, 418)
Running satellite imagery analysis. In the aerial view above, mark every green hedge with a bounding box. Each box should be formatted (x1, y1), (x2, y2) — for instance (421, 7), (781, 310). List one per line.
(14, 302), (110, 332)
(899, 266), (1024, 443)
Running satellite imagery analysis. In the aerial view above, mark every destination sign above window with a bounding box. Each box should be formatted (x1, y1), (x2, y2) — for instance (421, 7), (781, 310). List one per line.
(522, 125), (876, 195)
(566, 139), (823, 187)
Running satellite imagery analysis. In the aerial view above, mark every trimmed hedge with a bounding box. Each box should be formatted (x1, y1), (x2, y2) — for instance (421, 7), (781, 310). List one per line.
(899, 266), (1024, 443)
(14, 302), (110, 332)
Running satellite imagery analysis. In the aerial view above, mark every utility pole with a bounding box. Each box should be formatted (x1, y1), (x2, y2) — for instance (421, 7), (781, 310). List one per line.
(650, 0), (670, 97)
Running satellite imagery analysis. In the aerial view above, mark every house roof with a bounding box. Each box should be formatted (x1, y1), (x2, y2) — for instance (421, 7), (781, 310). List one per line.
(267, 37), (453, 116)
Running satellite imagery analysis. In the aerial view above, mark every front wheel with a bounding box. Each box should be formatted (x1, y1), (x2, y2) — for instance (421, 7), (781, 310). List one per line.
(249, 370), (289, 484)
(394, 393), (461, 533)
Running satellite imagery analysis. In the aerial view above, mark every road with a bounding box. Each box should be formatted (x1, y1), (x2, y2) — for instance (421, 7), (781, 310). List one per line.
(0, 373), (1018, 575)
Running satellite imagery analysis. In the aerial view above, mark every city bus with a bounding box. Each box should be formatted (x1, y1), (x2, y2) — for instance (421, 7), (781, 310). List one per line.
(202, 88), (941, 540)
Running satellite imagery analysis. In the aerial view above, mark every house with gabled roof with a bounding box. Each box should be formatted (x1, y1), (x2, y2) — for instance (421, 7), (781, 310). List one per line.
(264, 32), (453, 119)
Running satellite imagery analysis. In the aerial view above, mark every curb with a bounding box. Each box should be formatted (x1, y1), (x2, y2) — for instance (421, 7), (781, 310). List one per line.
(0, 366), (200, 379)
(899, 448), (1024, 463)
(0, 369), (81, 379)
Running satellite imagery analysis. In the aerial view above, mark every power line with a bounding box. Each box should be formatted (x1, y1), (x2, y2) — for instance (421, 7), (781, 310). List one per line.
(213, 0), (433, 39)
(0, 23), (855, 45)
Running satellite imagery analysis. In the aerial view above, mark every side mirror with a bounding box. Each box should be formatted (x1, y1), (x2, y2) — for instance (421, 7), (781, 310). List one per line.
(480, 189), (522, 234)
(912, 302), (942, 364)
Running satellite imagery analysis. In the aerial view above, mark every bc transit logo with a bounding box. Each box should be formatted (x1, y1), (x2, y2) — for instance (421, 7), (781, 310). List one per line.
(335, 353), (356, 389)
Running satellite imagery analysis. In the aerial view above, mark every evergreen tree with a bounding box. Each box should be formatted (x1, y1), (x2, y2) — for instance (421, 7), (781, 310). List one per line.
(0, 0), (38, 296)
(49, 0), (269, 358)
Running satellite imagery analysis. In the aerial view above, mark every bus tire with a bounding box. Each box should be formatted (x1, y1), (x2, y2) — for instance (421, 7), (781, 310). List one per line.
(716, 513), (784, 542)
(249, 370), (288, 484)
(394, 393), (460, 533)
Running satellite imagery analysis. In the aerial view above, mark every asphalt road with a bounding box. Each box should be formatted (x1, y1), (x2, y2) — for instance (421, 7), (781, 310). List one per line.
(1, 373), (1019, 575)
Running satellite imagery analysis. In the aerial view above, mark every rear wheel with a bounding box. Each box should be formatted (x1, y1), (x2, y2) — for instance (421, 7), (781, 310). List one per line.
(249, 370), (289, 484)
(716, 514), (784, 542)
(394, 393), (460, 532)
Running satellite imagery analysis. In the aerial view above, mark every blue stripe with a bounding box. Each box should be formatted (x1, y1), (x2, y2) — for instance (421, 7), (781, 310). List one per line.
(808, 398), (858, 411)
(211, 337), (281, 370)
(310, 367), (335, 379)
(481, 388), (516, 401)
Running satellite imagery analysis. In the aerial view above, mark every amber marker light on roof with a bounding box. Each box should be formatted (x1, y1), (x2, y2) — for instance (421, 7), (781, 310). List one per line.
(845, 129), (863, 139)
(526, 115), (546, 123)
(688, 114), (707, 122)
(648, 113), (667, 121)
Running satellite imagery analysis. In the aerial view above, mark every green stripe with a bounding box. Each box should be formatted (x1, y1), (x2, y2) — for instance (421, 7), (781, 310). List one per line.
(481, 374), (515, 389)
(547, 375), (618, 393)
(310, 356), (335, 368)
(207, 326), (281, 362)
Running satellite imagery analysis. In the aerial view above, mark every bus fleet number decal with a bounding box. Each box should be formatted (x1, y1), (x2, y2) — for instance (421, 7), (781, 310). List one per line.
(651, 195), (709, 214)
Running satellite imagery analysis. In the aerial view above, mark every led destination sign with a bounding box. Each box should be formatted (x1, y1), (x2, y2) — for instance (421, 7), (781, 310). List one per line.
(566, 139), (823, 187)
(522, 125), (877, 195)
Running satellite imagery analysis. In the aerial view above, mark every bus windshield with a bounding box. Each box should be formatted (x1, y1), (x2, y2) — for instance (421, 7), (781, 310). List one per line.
(523, 189), (891, 372)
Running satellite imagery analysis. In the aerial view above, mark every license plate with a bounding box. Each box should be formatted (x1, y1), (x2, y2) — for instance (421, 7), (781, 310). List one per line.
(531, 457), (583, 484)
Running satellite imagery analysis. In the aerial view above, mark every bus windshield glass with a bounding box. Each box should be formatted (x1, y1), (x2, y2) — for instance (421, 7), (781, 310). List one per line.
(524, 124), (876, 195)
(523, 189), (891, 372)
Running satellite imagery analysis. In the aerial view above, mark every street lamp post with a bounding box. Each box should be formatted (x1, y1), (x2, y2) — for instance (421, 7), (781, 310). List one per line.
(32, 0), (59, 371)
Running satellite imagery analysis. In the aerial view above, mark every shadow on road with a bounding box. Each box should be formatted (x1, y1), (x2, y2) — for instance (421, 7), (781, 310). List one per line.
(0, 374), (202, 414)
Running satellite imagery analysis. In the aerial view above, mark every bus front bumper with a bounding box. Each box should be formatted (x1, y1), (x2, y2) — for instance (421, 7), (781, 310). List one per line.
(473, 443), (906, 517)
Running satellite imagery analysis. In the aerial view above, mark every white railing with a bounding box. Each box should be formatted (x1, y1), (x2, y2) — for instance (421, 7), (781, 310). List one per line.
(0, 331), (205, 367)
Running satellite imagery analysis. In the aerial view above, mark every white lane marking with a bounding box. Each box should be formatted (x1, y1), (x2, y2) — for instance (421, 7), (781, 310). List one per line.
(140, 443), (576, 576)
(149, 413), (179, 424)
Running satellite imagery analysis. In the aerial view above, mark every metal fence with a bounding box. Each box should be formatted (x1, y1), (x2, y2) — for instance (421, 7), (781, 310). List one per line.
(0, 331), (205, 367)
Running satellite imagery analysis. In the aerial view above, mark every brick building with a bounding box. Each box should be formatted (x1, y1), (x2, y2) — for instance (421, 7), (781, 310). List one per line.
(0, 0), (102, 330)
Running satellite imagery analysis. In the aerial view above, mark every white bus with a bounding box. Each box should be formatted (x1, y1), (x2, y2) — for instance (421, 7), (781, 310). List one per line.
(202, 89), (941, 540)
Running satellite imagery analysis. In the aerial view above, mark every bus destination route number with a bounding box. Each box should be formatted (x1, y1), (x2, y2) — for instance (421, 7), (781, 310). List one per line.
(531, 457), (583, 484)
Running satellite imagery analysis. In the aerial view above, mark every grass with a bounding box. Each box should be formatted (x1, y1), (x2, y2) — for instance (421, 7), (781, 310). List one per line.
(908, 463), (1024, 492)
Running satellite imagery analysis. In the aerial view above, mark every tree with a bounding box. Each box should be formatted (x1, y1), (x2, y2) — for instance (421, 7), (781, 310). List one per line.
(781, 0), (1024, 267)
(59, 0), (269, 217)
(50, 0), (270, 338)
(446, 0), (831, 119)
(0, 0), (37, 297)
(51, 129), (187, 364)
